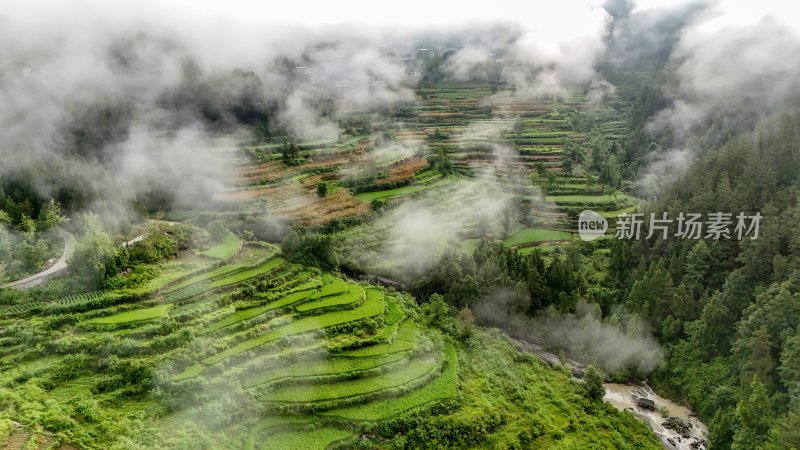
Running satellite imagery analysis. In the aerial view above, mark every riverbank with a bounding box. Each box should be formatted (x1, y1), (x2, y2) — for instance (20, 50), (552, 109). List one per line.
(510, 336), (708, 450)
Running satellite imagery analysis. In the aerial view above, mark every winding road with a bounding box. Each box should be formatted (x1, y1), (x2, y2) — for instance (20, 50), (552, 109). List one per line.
(3, 229), (76, 290)
(2, 220), (179, 290)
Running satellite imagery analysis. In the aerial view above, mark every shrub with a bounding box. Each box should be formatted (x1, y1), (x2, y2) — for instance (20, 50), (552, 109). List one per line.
(317, 181), (329, 197)
(128, 230), (178, 264)
(584, 365), (605, 401)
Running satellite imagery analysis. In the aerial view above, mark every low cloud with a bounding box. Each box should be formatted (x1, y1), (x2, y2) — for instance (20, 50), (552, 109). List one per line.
(476, 294), (663, 374)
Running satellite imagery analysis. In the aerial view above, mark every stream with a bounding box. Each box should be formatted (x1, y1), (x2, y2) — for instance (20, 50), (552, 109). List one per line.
(510, 337), (708, 450)
(603, 383), (708, 450)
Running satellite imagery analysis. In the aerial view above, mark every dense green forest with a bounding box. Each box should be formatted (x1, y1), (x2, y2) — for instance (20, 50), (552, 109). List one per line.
(615, 114), (800, 449)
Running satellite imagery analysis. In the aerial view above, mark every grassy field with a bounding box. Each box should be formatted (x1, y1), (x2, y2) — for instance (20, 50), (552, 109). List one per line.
(242, 351), (410, 389)
(167, 246), (282, 294)
(166, 264), (244, 293)
(295, 285), (364, 312)
(383, 296), (404, 325)
(85, 304), (171, 324)
(260, 354), (439, 403)
(202, 288), (385, 365)
(119, 259), (215, 295)
(307, 277), (348, 299)
(321, 343), (458, 421)
(354, 177), (455, 202)
(546, 193), (628, 203)
(198, 234), (242, 259)
(518, 245), (560, 254)
(338, 320), (418, 357)
(258, 427), (351, 450)
(208, 257), (285, 288)
(202, 287), (318, 334)
(243, 416), (317, 450)
(503, 228), (573, 247)
(460, 238), (480, 255)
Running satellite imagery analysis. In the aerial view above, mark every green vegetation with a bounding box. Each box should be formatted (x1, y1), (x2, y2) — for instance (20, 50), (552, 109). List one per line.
(321, 343), (458, 420)
(354, 177), (455, 202)
(242, 352), (409, 389)
(584, 365), (606, 401)
(202, 288), (317, 334)
(260, 355), (438, 403)
(383, 296), (405, 325)
(166, 265), (241, 292)
(339, 320), (418, 357)
(0, 199), (65, 282)
(258, 427), (351, 450)
(547, 194), (624, 203)
(198, 233), (242, 259)
(503, 227), (572, 247)
(166, 245), (280, 293)
(86, 304), (171, 324)
(69, 213), (128, 287)
(612, 115), (800, 449)
(5, 3), (800, 444)
(307, 277), (348, 299)
(295, 285), (363, 312)
(207, 257), (285, 288)
(203, 287), (384, 365)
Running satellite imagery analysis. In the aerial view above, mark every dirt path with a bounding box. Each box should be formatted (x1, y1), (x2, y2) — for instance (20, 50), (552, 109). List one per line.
(122, 220), (180, 248)
(4, 229), (76, 289)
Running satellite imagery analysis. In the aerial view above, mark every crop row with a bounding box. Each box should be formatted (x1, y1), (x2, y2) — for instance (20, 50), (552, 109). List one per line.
(306, 277), (348, 299)
(320, 343), (458, 421)
(337, 320), (418, 358)
(202, 287), (317, 335)
(257, 427), (351, 450)
(1, 290), (124, 317)
(243, 416), (317, 450)
(164, 282), (211, 303)
(241, 350), (410, 389)
(202, 288), (385, 365)
(258, 353), (439, 403)
(0, 301), (46, 316)
(208, 258), (286, 288)
(294, 285), (364, 313)
(86, 304), (172, 325)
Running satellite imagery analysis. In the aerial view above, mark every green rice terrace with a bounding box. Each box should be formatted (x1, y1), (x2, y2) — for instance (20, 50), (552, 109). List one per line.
(0, 238), (659, 449)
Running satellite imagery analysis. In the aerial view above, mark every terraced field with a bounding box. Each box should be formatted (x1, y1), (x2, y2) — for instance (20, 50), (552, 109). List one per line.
(166, 272), (456, 447)
(320, 343), (458, 421)
(0, 238), (459, 449)
(0, 289), (123, 317)
(313, 83), (636, 260)
(86, 304), (171, 324)
(198, 233), (243, 259)
(207, 81), (639, 258)
(503, 227), (573, 247)
(353, 176), (457, 202)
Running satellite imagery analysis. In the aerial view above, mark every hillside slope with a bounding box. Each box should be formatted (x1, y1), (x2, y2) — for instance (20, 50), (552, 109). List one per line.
(0, 244), (660, 449)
